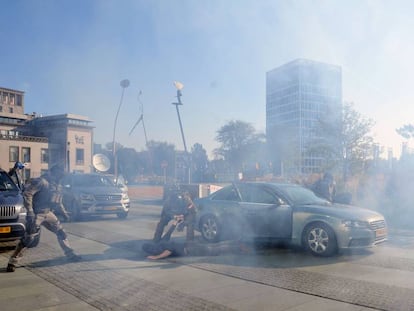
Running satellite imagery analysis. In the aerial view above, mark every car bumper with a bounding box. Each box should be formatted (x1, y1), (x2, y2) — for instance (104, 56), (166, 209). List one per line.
(336, 226), (387, 249)
(79, 201), (130, 215)
(0, 222), (26, 242)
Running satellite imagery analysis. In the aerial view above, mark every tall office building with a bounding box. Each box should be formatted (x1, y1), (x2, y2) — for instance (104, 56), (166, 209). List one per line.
(266, 59), (342, 175)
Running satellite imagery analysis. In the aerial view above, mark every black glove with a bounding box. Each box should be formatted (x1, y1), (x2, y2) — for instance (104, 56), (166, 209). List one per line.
(25, 213), (36, 234)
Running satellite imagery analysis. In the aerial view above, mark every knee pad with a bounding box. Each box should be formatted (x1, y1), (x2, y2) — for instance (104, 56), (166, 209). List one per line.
(57, 229), (67, 240)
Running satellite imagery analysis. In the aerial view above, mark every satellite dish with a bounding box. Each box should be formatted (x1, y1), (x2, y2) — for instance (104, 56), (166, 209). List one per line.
(92, 154), (111, 172)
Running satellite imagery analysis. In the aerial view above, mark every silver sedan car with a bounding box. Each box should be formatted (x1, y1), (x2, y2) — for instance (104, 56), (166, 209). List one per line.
(194, 182), (387, 257)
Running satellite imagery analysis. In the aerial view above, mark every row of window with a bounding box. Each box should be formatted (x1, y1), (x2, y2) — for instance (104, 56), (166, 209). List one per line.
(0, 117), (22, 125)
(9, 146), (48, 163)
(0, 106), (15, 113)
(9, 146), (86, 165)
(267, 95), (339, 110)
(1, 129), (20, 137)
(0, 91), (23, 106)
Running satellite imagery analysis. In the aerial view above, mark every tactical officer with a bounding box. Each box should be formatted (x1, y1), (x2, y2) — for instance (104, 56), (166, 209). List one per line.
(153, 189), (195, 242)
(311, 172), (336, 202)
(7, 164), (81, 272)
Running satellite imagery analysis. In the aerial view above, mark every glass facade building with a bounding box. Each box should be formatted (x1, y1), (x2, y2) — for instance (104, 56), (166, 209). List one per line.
(266, 59), (342, 175)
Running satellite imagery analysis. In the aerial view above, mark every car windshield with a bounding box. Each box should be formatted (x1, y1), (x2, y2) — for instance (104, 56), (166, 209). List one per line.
(73, 175), (115, 187)
(278, 184), (330, 206)
(0, 171), (19, 191)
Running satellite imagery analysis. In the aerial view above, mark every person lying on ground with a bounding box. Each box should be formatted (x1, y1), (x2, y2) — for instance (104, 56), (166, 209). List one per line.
(142, 233), (250, 260)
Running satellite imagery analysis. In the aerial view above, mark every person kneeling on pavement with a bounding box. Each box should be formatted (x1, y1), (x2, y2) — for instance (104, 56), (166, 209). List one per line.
(153, 189), (196, 242)
(7, 164), (81, 273)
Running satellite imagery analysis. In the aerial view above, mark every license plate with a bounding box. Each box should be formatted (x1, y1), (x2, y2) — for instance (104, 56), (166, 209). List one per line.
(376, 228), (387, 238)
(0, 226), (11, 234)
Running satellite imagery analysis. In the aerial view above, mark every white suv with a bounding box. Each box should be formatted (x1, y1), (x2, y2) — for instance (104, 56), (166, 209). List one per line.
(62, 173), (130, 221)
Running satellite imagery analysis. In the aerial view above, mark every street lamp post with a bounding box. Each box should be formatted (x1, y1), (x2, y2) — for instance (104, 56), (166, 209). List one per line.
(112, 79), (130, 179)
(172, 81), (190, 184)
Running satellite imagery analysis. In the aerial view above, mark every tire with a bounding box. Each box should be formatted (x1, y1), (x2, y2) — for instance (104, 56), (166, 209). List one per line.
(70, 201), (82, 222)
(117, 211), (128, 219)
(200, 215), (221, 243)
(28, 228), (41, 248)
(302, 222), (337, 257)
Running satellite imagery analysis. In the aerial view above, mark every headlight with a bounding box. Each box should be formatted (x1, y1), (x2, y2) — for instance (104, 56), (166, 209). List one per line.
(342, 220), (369, 228)
(80, 193), (94, 200)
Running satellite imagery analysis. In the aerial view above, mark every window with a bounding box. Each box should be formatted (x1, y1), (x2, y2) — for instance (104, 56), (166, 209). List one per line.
(23, 169), (31, 182)
(212, 186), (240, 201)
(16, 94), (22, 106)
(9, 146), (19, 162)
(238, 184), (278, 204)
(76, 148), (84, 165)
(41, 148), (49, 163)
(9, 107), (13, 113)
(22, 147), (31, 163)
(0, 105), (2, 112)
(3, 93), (8, 105)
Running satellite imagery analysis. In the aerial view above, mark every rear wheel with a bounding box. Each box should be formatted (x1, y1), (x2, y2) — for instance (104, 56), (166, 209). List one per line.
(303, 222), (337, 257)
(200, 215), (221, 243)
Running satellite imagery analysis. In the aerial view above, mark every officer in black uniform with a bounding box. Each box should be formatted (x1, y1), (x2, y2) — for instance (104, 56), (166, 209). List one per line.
(7, 164), (81, 272)
(153, 188), (195, 242)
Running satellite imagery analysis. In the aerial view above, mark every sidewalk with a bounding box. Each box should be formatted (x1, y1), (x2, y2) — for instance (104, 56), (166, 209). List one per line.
(0, 230), (380, 311)
(0, 254), (98, 311)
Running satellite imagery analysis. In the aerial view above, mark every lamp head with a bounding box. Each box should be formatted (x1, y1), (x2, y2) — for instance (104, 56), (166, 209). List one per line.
(173, 81), (184, 90)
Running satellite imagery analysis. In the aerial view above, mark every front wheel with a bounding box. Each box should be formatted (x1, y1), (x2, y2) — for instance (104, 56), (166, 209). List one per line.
(200, 215), (221, 243)
(28, 228), (41, 248)
(69, 201), (82, 222)
(303, 222), (337, 257)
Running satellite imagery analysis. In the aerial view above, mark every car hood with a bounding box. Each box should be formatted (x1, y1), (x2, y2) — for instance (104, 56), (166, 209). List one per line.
(0, 190), (23, 205)
(297, 203), (384, 221)
(72, 186), (123, 195)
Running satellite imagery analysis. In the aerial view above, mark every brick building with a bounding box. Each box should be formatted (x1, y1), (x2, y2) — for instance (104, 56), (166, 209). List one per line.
(0, 86), (94, 180)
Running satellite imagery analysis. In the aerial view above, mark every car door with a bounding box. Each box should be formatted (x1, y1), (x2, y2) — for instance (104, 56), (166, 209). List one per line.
(236, 184), (292, 238)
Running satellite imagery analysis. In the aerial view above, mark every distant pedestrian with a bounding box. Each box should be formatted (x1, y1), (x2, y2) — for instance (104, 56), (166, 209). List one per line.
(311, 172), (336, 202)
(7, 164), (81, 272)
